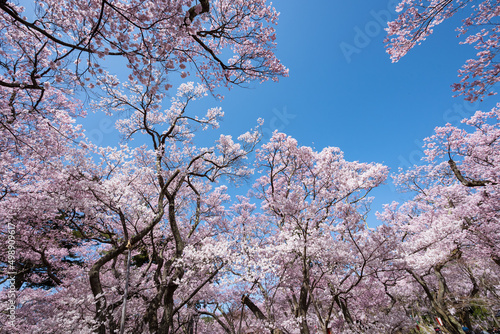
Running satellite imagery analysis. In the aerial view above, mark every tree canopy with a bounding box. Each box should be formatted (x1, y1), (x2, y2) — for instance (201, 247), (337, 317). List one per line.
(1, 1), (500, 334)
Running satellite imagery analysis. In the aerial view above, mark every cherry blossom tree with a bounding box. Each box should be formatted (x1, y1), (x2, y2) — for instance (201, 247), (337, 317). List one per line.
(385, 3), (500, 330)
(211, 133), (390, 334)
(0, 80), (263, 333)
(377, 104), (500, 333)
(423, 103), (500, 267)
(386, 0), (500, 101)
(0, 1), (287, 333)
(0, 0), (288, 93)
(7, 1), (500, 333)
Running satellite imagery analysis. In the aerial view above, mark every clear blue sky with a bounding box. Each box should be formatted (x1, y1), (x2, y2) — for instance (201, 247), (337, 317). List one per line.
(82, 0), (499, 225)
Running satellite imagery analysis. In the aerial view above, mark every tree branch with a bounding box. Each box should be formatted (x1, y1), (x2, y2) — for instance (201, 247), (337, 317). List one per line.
(448, 159), (496, 187)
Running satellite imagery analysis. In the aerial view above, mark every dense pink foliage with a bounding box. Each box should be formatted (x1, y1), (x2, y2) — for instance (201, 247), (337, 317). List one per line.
(386, 10), (500, 331)
(2, 0), (500, 333)
(0, 0), (287, 93)
(245, 133), (389, 333)
(0, 0), (287, 333)
(0, 77), (262, 333)
(378, 105), (500, 334)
